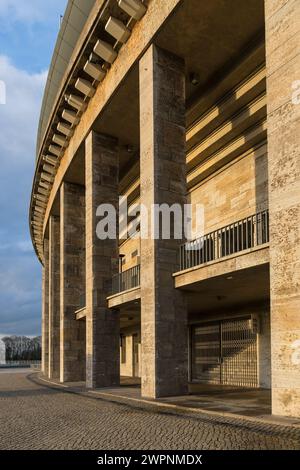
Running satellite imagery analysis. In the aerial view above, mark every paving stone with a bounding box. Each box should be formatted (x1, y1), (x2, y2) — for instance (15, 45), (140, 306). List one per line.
(0, 372), (299, 450)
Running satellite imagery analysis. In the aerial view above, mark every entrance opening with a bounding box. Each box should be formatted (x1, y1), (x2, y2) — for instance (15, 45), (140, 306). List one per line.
(191, 317), (258, 388)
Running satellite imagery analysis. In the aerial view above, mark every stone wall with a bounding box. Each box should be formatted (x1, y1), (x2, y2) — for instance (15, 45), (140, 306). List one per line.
(48, 216), (60, 379)
(258, 305), (271, 389)
(189, 143), (268, 233)
(85, 131), (120, 388)
(120, 327), (141, 378)
(119, 237), (141, 271)
(140, 44), (188, 398)
(42, 239), (49, 375)
(265, 0), (300, 417)
(60, 182), (86, 382)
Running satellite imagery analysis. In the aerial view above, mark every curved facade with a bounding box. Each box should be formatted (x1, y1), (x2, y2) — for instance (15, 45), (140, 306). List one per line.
(30, 0), (300, 417)
(37, 0), (96, 159)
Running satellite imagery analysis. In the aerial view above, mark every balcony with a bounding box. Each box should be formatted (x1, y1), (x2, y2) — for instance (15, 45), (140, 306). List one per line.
(111, 265), (141, 295)
(179, 210), (269, 272)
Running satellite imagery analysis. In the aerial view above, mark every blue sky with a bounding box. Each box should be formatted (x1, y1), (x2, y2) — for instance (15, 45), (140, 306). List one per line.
(0, 0), (67, 336)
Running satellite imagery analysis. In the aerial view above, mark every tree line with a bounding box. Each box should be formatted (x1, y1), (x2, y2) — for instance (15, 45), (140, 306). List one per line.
(2, 336), (41, 361)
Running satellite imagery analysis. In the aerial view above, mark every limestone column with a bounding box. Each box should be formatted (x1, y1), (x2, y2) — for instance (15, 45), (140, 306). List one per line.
(85, 131), (120, 389)
(41, 238), (49, 376)
(139, 44), (188, 398)
(48, 216), (60, 379)
(60, 182), (86, 382)
(265, 0), (300, 417)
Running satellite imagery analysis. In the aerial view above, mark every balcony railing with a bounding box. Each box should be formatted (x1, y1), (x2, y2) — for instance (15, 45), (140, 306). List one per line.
(179, 210), (269, 271)
(111, 264), (141, 295)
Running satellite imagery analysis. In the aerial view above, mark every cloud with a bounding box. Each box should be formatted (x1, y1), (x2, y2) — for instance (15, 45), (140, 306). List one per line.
(0, 241), (33, 253)
(0, 0), (65, 26)
(0, 55), (47, 163)
(0, 1), (68, 74)
(0, 1), (68, 336)
(0, 56), (46, 335)
(0, 249), (42, 336)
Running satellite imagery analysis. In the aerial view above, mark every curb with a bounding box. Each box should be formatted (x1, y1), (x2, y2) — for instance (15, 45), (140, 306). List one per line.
(31, 373), (300, 434)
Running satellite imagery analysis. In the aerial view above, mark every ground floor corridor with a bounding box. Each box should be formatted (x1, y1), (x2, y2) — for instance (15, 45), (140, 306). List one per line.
(0, 370), (299, 450)
(117, 304), (271, 392)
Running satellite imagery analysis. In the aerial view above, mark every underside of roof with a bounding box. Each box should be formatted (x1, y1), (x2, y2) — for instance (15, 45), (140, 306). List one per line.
(36, 0), (96, 160)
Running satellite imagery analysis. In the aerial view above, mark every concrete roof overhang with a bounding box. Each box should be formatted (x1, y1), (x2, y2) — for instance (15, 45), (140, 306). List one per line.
(37, 0), (96, 160)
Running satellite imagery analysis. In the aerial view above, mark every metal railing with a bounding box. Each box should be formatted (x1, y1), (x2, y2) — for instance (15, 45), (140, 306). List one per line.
(111, 265), (141, 295)
(179, 210), (269, 271)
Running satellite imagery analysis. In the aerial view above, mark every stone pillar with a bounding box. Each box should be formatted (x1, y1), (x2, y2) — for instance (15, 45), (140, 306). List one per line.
(85, 131), (120, 389)
(48, 216), (60, 379)
(60, 182), (86, 382)
(265, 0), (300, 417)
(41, 239), (49, 376)
(139, 44), (188, 398)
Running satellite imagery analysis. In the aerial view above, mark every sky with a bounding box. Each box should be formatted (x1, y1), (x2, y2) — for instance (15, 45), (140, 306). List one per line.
(0, 0), (68, 336)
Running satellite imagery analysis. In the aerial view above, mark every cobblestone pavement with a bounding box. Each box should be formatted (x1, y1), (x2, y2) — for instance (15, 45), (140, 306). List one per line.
(0, 371), (299, 450)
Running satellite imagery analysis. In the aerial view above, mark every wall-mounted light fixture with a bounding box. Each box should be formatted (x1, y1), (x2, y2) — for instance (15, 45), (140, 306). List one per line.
(190, 72), (200, 86)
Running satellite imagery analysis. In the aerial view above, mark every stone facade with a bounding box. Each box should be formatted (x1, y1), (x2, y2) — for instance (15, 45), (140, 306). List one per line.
(258, 305), (271, 389)
(41, 239), (49, 376)
(85, 131), (120, 388)
(60, 182), (86, 382)
(139, 45), (188, 398)
(120, 328), (141, 378)
(48, 216), (60, 379)
(265, 0), (300, 417)
(34, 0), (299, 418)
(189, 144), (268, 233)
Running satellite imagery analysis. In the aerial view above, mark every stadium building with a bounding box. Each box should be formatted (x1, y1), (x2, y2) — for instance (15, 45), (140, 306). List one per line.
(29, 0), (300, 417)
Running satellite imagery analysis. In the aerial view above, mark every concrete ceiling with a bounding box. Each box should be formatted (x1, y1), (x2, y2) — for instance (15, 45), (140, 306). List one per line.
(90, 0), (265, 173)
(120, 303), (140, 329)
(156, 0), (265, 104)
(183, 263), (270, 315)
(110, 262), (270, 327)
(57, 0), (265, 191)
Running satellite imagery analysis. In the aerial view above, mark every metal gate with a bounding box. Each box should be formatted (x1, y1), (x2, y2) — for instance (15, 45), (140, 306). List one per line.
(191, 317), (258, 387)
